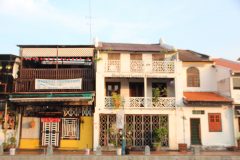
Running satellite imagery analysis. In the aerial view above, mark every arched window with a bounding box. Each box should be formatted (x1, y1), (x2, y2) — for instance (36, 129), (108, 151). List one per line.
(187, 67), (200, 87)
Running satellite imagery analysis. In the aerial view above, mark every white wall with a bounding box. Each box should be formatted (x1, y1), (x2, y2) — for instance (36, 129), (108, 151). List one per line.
(215, 65), (231, 97)
(176, 106), (235, 148)
(182, 62), (217, 92)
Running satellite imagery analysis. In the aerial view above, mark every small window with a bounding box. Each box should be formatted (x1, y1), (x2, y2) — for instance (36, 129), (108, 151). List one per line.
(108, 53), (120, 60)
(192, 110), (205, 115)
(61, 118), (80, 139)
(187, 67), (200, 87)
(208, 113), (222, 132)
(233, 78), (240, 90)
(106, 82), (120, 96)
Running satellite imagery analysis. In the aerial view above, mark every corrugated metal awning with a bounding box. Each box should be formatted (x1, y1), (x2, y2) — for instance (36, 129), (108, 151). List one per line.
(22, 48), (94, 57)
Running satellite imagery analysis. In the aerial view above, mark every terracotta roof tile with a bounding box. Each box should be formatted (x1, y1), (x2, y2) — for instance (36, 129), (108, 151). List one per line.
(183, 92), (232, 102)
(98, 42), (211, 62)
(178, 50), (211, 62)
(213, 58), (240, 73)
(99, 42), (168, 52)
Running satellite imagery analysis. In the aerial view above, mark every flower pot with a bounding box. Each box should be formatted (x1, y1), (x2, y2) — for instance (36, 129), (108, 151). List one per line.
(85, 148), (90, 155)
(9, 148), (16, 155)
(237, 139), (240, 149)
(178, 143), (187, 153)
(116, 147), (122, 155)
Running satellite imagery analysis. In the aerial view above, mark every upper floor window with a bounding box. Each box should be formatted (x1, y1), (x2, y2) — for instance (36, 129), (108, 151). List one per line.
(106, 82), (120, 96)
(152, 54), (165, 61)
(130, 54), (142, 60)
(187, 67), (200, 87)
(233, 78), (240, 90)
(108, 53), (120, 60)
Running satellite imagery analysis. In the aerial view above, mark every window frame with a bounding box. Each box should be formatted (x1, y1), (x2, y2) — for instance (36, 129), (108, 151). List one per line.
(208, 113), (222, 132)
(187, 67), (200, 87)
(105, 82), (121, 96)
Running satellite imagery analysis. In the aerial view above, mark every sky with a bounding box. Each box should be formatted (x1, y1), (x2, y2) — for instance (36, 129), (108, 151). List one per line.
(0, 0), (240, 60)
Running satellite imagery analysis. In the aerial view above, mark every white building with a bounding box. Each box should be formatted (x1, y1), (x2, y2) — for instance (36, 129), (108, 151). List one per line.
(94, 41), (235, 150)
(214, 58), (240, 146)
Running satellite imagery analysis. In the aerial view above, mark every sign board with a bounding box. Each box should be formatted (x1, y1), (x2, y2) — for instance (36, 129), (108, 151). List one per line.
(35, 78), (82, 90)
(116, 110), (124, 129)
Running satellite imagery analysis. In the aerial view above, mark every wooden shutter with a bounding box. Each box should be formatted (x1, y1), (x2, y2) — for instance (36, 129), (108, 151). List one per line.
(130, 54), (142, 60)
(208, 113), (222, 132)
(152, 54), (165, 61)
(108, 53), (120, 60)
(187, 67), (200, 87)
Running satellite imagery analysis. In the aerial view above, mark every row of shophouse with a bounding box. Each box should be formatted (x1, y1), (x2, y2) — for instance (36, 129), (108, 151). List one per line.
(0, 40), (240, 151)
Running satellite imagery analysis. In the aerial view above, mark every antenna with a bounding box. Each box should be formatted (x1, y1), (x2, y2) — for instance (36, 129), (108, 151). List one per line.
(88, 0), (92, 43)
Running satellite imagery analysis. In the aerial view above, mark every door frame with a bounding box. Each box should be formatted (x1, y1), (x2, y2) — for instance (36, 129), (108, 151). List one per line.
(190, 118), (202, 145)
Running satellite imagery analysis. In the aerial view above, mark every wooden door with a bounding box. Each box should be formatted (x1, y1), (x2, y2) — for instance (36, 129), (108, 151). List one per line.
(190, 118), (201, 145)
(41, 120), (60, 147)
(129, 83), (144, 97)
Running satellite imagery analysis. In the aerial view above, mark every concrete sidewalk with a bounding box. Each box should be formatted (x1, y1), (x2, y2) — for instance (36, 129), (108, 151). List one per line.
(1, 150), (240, 160)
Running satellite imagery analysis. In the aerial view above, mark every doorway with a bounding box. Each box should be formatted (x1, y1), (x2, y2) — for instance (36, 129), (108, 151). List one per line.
(190, 118), (201, 145)
(41, 118), (60, 147)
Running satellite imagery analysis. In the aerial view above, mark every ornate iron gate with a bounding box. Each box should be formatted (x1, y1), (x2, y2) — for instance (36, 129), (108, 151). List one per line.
(99, 114), (168, 147)
(41, 121), (60, 147)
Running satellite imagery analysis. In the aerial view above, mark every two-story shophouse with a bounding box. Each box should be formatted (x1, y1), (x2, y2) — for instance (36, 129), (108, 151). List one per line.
(179, 52), (234, 150)
(94, 41), (182, 150)
(94, 41), (235, 151)
(8, 45), (95, 150)
(214, 58), (240, 146)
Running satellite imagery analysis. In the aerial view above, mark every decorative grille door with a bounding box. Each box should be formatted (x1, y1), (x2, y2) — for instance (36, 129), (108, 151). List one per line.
(41, 119), (60, 147)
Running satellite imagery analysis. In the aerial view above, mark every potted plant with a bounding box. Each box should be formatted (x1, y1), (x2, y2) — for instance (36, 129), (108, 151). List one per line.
(152, 127), (168, 151)
(111, 92), (123, 108)
(108, 123), (122, 155)
(125, 126), (133, 155)
(237, 136), (240, 149)
(9, 136), (16, 155)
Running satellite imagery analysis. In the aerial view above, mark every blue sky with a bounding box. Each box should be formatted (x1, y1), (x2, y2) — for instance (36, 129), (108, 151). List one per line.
(0, 0), (239, 60)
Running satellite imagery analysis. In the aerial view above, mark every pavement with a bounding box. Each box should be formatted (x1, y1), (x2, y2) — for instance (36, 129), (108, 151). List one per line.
(1, 149), (240, 160)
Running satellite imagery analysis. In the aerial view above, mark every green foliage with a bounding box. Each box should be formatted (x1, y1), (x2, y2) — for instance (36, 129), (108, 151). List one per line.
(111, 92), (122, 108)
(153, 127), (168, 146)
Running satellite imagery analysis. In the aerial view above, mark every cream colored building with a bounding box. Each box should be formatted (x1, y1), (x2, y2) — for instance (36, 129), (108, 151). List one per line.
(94, 41), (235, 150)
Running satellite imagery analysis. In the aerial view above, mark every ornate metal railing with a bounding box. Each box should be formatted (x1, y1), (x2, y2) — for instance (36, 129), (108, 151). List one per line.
(104, 60), (175, 73)
(104, 60), (120, 72)
(105, 97), (175, 108)
(152, 61), (175, 73)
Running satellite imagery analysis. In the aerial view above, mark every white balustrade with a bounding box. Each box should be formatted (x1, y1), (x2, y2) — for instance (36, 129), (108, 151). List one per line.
(104, 97), (175, 109)
(104, 60), (175, 73)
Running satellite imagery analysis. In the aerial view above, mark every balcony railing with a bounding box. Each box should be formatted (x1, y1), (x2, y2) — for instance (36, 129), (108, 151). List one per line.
(105, 97), (175, 109)
(104, 60), (175, 73)
(20, 68), (94, 79)
(14, 68), (95, 92)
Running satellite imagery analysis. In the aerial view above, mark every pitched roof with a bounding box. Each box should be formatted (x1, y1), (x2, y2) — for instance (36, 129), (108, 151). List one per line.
(178, 50), (211, 62)
(213, 58), (240, 73)
(98, 42), (169, 52)
(98, 42), (211, 62)
(183, 92), (232, 103)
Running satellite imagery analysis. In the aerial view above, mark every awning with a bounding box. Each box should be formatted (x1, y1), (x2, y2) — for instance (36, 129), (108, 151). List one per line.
(183, 92), (232, 106)
(9, 92), (94, 103)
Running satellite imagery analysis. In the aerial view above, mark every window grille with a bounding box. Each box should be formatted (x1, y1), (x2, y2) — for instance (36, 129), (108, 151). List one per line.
(62, 118), (79, 139)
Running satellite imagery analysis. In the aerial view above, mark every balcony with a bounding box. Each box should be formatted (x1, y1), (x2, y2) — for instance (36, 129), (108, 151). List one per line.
(104, 97), (175, 109)
(104, 60), (175, 73)
(19, 68), (94, 79)
(14, 68), (95, 92)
